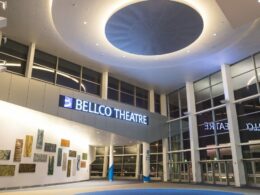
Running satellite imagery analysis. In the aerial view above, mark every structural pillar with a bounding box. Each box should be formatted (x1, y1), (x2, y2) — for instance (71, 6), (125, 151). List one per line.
(186, 82), (202, 183)
(135, 144), (140, 179)
(25, 42), (35, 78)
(149, 89), (155, 113)
(161, 94), (169, 182)
(102, 146), (109, 178)
(142, 142), (150, 182)
(108, 145), (114, 182)
(221, 64), (246, 187)
(101, 71), (108, 100)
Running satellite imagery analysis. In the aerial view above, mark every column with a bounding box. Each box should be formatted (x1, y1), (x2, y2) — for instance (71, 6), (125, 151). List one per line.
(108, 145), (114, 181)
(102, 146), (109, 178)
(101, 71), (108, 100)
(135, 144), (140, 179)
(142, 142), (150, 182)
(0, 31), (2, 46)
(161, 94), (169, 182)
(186, 82), (202, 183)
(25, 42), (35, 78)
(221, 64), (246, 187)
(149, 89), (155, 112)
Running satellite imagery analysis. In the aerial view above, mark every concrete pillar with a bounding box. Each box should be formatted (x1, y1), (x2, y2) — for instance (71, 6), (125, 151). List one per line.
(0, 31), (2, 46)
(25, 42), (35, 78)
(108, 145), (114, 181)
(135, 144), (140, 179)
(102, 146), (109, 178)
(160, 94), (169, 182)
(101, 71), (108, 99)
(186, 82), (202, 183)
(149, 89), (155, 113)
(221, 64), (246, 187)
(142, 142), (150, 182)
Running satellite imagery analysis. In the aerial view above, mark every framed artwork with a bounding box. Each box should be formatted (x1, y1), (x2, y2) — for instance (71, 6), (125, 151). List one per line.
(67, 160), (71, 177)
(62, 153), (67, 171)
(82, 153), (87, 160)
(60, 139), (70, 147)
(0, 150), (11, 160)
(69, 150), (77, 158)
(44, 143), (57, 153)
(36, 129), (44, 149)
(48, 156), (54, 175)
(72, 159), (77, 176)
(80, 161), (86, 168)
(14, 139), (23, 162)
(19, 164), (36, 173)
(0, 165), (15, 176)
(24, 135), (33, 157)
(33, 153), (48, 162)
(77, 155), (80, 171)
(57, 148), (62, 167)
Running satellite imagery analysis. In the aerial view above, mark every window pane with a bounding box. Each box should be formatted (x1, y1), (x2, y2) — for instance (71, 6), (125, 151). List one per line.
(194, 77), (210, 92)
(0, 38), (28, 59)
(136, 97), (148, 109)
(57, 74), (80, 90)
(196, 99), (211, 112)
(108, 88), (119, 101)
(81, 80), (100, 96)
(255, 53), (260, 68)
(0, 53), (26, 75)
(210, 71), (222, 85)
(120, 81), (134, 94)
(124, 146), (137, 154)
(199, 136), (215, 147)
(96, 147), (105, 155)
(195, 88), (211, 103)
(136, 87), (148, 99)
(123, 156), (136, 164)
(58, 58), (81, 77)
(108, 77), (119, 89)
(82, 67), (101, 83)
(34, 50), (57, 69)
(120, 92), (134, 105)
(231, 57), (254, 77)
(168, 91), (179, 118)
(32, 64), (55, 83)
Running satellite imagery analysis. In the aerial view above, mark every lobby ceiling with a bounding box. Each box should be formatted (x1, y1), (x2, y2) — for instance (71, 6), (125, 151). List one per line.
(1, 0), (260, 92)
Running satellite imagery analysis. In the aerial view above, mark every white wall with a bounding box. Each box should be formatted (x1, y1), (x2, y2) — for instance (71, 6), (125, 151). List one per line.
(0, 100), (91, 188)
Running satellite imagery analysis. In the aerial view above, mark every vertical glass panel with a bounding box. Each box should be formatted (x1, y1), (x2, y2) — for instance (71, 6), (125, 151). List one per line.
(81, 80), (100, 96)
(82, 67), (101, 83)
(108, 88), (119, 101)
(168, 91), (179, 118)
(195, 88), (211, 103)
(199, 136), (215, 148)
(154, 93), (161, 114)
(231, 57), (254, 77)
(56, 74), (80, 90)
(34, 50), (57, 69)
(136, 97), (148, 109)
(120, 92), (134, 105)
(108, 76), (119, 89)
(180, 87), (187, 116)
(194, 77), (210, 92)
(58, 58), (81, 77)
(120, 81), (134, 94)
(0, 38), (28, 59)
(255, 53), (260, 68)
(210, 71), (222, 85)
(124, 145), (137, 154)
(136, 87), (148, 99)
(32, 64), (55, 83)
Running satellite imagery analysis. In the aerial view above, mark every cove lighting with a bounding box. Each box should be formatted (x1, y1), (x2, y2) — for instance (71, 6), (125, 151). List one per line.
(0, 61), (21, 67)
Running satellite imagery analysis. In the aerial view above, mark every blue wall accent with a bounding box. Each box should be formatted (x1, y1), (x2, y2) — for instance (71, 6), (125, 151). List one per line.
(108, 165), (114, 181)
(143, 175), (151, 182)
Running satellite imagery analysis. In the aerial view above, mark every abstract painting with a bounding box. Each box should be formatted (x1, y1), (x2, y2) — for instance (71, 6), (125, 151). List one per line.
(62, 153), (67, 171)
(77, 155), (80, 171)
(44, 143), (56, 153)
(57, 148), (62, 167)
(60, 139), (70, 147)
(24, 135), (33, 157)
(0, 150), (11, 160)
(80, 161), (86, 168)
(48, 156), (54, 175)
(67, 160), (71, 177)
(72, 159), (76, 176)
(0, 165), (15, 176)
(69, 150), (77, 158)
(36, 129), (44, 149)
(33, 153), (47, 162)
(19, 164), (36, 173)
(14, 139), (23, 162)
(82, 153), (87, 160)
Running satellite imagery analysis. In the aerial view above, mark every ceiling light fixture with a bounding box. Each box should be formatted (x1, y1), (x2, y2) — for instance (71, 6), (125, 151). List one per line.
(0, 60), (21, 67)
(83, 21), (87, 25)
(213, 33), (217, 36)
(95, 43), (99, 46)
(0, 1), (7, 10)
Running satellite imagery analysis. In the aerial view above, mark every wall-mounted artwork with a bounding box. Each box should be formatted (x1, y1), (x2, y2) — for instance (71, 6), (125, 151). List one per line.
(48, 156), (54, 175)
(44, 143), (56, 153)
(69, 150), (77, 158)
(82, 153), (87, 160)
(14, 139), (23, 162)
(0, 165), (15, 176)
(77, 155), (80, 171)
(24, 135), (33, 157)
(19, 164), (36, 173)
(62, 153), (67, 171)
(36, 129), (44, 149)
(80, 161), (86, 168)
(0, 150), (11, 160)
(57, 148), (62, 167)
(67, 160), (71, 177)
(72, 159), (77, 176)
(33, 153), (47, 162)
(60, 139), (70, 147)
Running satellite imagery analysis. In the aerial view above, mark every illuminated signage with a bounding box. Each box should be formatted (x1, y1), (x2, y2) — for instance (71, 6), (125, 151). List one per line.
(204, 122), (260, 132)
(59, 95), (149, 125)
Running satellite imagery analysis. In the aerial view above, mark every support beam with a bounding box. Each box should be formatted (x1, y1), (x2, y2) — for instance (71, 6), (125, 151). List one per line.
(142, 142), (150, 182)
(149, 89), (155, 113)
(101, 71), (108, 100)
(221, 64), (246, 187)
(108, 145), (114, 182)
(135, 144), (140, 179)
(25, 42), (35, 78)
(102, 146), (109, 178)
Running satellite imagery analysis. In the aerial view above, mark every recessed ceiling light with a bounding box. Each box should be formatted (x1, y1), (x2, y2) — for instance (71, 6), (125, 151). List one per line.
(213, 33), (217, 36)
(83, 21), (87, 25)
(96, 43), (99, 46)
(258, 0), (260, 3)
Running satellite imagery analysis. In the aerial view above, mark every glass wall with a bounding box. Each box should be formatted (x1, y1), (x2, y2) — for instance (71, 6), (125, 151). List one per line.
(90, 147), (106, 177)
(168, 87), (187, 119)
(0, 38), (28, 75)
(150, 140), (163, 179)
(108, 76), (149, 110)
(154, 93), (161, 114)
(32, 49), (101, 96)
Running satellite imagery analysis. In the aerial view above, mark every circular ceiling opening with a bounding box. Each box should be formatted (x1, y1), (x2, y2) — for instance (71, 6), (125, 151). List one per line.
(105, 0), (204, 56)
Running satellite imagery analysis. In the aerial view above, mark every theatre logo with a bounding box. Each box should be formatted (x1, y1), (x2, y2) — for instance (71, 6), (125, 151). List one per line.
(59, 95), (149, 125)
(204, 122), (260, 132)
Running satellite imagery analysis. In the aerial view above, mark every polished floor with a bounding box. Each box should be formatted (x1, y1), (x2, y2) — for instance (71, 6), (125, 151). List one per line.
(0, 180), (259, 195)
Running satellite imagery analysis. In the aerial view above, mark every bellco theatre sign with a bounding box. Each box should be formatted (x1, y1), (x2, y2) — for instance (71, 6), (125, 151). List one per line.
(204, 122), (260, 131)
(59, 95), (149, 125)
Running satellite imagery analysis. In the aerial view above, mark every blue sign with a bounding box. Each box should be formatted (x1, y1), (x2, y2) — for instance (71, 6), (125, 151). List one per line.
(59, 95), (149, 125)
